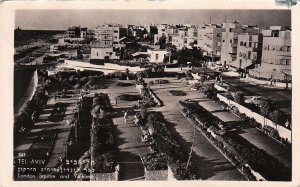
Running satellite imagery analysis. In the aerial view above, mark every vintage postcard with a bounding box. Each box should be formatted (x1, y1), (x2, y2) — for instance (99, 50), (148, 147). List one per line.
(0, 0), (299, 187)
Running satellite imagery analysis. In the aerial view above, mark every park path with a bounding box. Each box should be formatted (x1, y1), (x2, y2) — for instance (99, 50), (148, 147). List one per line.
(14, 88), (80, 168)
(146, 77), (246, 180)
(94, 80), (152, 180)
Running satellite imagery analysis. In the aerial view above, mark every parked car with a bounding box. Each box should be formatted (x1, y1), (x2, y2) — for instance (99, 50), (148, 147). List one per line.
(244, 96), (265, 106)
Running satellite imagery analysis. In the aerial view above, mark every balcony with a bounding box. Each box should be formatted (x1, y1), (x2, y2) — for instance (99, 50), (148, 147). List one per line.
(231, 43), (237, 48)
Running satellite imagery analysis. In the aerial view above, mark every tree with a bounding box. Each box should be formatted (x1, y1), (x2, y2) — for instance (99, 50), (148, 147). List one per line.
(158, 33), (167, 49)
(269, 109), (285, 125)
(233, 91), (245, 104)
(260, 100), (272, 117)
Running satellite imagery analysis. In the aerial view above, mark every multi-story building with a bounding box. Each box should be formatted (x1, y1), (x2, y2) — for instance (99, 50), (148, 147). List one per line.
(66, 26), (81, 38)
(94, 24), (127, 47)
(171, 27), (188, 50)
(220, 22), (260, 67)
(234, 33), (263, 76)
(196, 24), (223, 60)
(250, 29), (291, 80)
(220, 22), (244, 66)
(184, 27), (198, 49)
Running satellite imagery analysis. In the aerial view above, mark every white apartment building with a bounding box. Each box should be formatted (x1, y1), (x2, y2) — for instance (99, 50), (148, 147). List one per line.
(94, 25), (126, 47)
(220, 23), (244, 66)
(251, 29), (291, 80)
(233, 33), (263, 76)
(220, 22), (260, 66)
(196, 24), (223, 60)
(171, 28), (187, 50)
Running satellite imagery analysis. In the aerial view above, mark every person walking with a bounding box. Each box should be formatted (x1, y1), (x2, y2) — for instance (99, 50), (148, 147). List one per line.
(124, 111), (128, 123)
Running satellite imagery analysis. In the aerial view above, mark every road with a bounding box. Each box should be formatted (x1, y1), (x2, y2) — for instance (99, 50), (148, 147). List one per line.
(146, 77), (247, 181)
(222, 76), (291, 115)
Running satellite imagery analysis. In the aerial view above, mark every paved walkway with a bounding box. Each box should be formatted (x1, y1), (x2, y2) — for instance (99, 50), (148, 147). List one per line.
(92, 79), (152, 180)
(146, 77), (246, 181)
(14, 89), (80, 168)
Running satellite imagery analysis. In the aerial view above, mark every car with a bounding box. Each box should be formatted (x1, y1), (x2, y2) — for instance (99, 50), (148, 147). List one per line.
(244, 96), (265, 106)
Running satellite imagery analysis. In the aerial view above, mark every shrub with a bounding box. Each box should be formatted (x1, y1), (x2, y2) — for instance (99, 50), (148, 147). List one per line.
(93, 152), (116, 173)
(142, 153), (168, 171)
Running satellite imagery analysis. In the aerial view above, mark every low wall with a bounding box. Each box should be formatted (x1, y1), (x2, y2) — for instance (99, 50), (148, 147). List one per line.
(148, 89), (163, 106)
(144, 167), (168, 181)
(90, 164), (119, 181)
(64, 60), (144, 73)
(217, 93), (291, 142)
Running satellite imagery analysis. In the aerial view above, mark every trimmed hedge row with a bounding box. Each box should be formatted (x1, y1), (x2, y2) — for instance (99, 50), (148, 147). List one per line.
(145, 112), (199, 180)
(179, 101), (291, 181)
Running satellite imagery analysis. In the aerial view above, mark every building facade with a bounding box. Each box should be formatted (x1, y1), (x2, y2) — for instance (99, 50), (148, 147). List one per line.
(147, 49), (169, 63)
(235, 33), (263, 71)
(196, 24), (223, 60)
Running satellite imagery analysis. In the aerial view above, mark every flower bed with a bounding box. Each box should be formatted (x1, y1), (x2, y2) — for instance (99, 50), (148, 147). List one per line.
(115, 82), (134, 87)
(117, 94), (142, 101)
(144, 112), (199, 180)
(23, 129), (57, 167)
(48, 102), (67, 122)
(167, 90), (187, 96)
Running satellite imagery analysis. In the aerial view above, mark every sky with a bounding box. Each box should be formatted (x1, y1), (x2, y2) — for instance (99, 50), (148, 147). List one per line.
(15, 9), (291, 30)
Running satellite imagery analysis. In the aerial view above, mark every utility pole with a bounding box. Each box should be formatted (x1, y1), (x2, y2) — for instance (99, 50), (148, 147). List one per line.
(186, 124), (196, 170)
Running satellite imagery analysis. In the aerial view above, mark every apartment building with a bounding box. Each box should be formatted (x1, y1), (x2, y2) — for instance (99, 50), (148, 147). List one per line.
(196, 24), (223, 60)
(220, 22), (260, 67)
(171, 27), (188, 50)
(94, 24), (127, 47)
(250, 29), (291, 80)
(234, 33), (263, 76)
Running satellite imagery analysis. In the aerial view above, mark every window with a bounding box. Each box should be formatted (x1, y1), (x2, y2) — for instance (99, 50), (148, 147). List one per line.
(223, 40), (225, 43)
(114, 30), (119, 33)
(96, 52), (98, 56)
(240, 41), (243, 46)
(230, 39), (233, 43)
(249, 42), (252, 47)
(155, 54), (159, 61)
(248, 51), (251, 59)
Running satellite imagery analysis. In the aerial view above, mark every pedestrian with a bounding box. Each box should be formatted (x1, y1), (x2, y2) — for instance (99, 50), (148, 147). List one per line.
(273, 79), (276, 86)
(270, 78), (273, 86)
(285, 119), (290, 128)
(124, 111), (128, 123)
(115, 98), (118, 106)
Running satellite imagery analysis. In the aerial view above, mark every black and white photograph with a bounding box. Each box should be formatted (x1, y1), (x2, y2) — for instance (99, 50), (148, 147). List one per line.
(0, 1), (298, 185)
